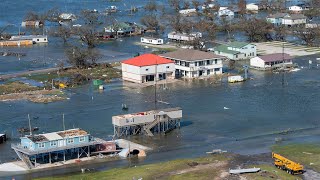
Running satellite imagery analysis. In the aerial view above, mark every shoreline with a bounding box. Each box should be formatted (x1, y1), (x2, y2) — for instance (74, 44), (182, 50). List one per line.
(31, 143), (320, 180)
(35, 143), (320, 180)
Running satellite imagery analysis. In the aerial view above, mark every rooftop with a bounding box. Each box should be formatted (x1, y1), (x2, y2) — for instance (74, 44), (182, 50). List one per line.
(283, 14), (306, 20)
(26, 128), (88, 143)
(214, 45), (240, 55)
(10, 35), (47, 40)
(258, 53), (292, 62)
(161, 49), (224, 61)
(228, 41), (251, 48)
(113, 107), (182, 120)
(122, 54), (174, 67)
(267, 13), (287, 19)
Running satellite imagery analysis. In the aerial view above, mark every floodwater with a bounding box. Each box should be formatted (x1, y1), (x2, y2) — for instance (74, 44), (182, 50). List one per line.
(0, 0), (318, 179)
(0, 57), (320, 179)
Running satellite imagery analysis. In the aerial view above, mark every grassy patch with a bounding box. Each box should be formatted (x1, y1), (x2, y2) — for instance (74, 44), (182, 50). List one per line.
(272, 144), (320, 172)
(21, 64), (121, 88)
(38, 155), (228, 180)
(244, 164), (301, 180)
(0, 82), (39, 94)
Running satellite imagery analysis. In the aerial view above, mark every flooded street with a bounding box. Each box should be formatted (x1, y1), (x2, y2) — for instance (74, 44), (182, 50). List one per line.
(0, 0), (319, 179)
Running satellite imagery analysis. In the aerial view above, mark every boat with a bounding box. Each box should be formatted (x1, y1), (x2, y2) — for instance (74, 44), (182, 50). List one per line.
(18, 127), (39, 133)
(0, 134), (6, 144)
(228, 75), (244, 83)
(106, 6), (118, 13)
(122, 103), (128, 111)
(229, 167), (260, 174)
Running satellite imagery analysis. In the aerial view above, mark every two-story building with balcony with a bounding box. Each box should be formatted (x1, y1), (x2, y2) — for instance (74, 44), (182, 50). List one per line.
(161, 49), (225, 78)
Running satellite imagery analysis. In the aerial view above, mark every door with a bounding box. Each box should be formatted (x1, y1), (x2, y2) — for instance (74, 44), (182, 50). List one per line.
(199, 70), (203, 77)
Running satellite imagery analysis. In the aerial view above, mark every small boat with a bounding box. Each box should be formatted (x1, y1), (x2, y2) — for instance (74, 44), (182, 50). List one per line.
(18, 127), (39, 133)
(122, 104), (128, 111)
(229, 167), (260, 174)
(106, 6), (118, 13)
(0, 134), (6, 144)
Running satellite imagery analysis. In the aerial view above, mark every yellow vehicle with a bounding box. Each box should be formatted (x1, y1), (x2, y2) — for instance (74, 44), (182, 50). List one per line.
(272, 152), (304, 175)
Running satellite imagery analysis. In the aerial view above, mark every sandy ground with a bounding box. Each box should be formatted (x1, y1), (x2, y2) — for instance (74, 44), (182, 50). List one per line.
(254, 41), (320, 57)
(0, 89), (66, 103)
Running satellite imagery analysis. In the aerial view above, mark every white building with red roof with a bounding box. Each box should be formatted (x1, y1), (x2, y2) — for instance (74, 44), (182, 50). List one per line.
(250, 53), (293, 70)
(121, 54), (175, 83)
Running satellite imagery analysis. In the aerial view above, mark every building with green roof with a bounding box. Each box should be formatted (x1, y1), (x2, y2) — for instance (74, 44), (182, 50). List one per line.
(214, 41), (256, 60)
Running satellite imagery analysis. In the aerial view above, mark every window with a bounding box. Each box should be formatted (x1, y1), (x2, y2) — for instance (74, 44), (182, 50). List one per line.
(215, 59), (217, 64)
(37, 39), (39, 41)
(166, 66), (170, 68)
(214, 68), (220, 71)
(50, 141), (57, 146)
(67, 138), (74, 144)
(38, 142), (45, 148)
(145, 68), (149, 71)
(44, 39), (47, 41)
(79, 136), (85, 142)
(185, 62), (190, 67)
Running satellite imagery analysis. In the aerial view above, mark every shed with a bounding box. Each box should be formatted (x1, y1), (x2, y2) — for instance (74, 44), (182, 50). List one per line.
(250, 53), (293, 70)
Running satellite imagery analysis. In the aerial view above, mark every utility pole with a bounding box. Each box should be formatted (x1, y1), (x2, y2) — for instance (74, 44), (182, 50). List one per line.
(154, 59), (157, 110)
(282, 41), (285, 86)
(28, 114), (32, 136)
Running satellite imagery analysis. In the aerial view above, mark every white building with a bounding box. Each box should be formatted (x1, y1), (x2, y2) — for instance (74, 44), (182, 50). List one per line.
(141, 37), (163, 45)
(282, 14), (307, 27)
(267, 13), (307, 26)
(288, 5), (303, 13)
(122, 54), (175, 83)
(161, 49), (224, 78)
(21, 20), (43, 27)
(246, 3), (259, 11)
(250, 53), (293, 70)
(179, 8), (197, 15)
(10, 35), (48, 43)
(59, 13), (76, 21)
(202, 4), (215, 10)
(168, 32), (202, 41)
(218, 7), (234, 18)
(214, 42), (256, 60)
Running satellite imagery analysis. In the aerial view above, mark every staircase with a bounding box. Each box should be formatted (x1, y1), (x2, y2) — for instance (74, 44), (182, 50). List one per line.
(144, 115), (161, 136)
(14, 150), (33, 169)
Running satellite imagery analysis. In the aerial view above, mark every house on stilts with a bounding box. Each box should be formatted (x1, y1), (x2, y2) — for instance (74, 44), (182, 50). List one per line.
(112, 108), (182, 137)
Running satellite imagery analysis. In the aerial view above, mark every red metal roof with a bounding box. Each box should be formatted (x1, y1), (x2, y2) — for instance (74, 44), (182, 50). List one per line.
(259, 53), (292, 62)
(122, 54), (174, 67)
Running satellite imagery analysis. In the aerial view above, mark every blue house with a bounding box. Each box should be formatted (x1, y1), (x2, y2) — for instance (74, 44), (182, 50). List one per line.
(20, 129), (90, 151)
(12, 128), (102, 169)
(266, 13), (287, 26)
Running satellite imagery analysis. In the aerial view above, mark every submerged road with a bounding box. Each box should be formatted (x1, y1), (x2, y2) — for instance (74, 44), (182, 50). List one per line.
(0, 67), (60, 80)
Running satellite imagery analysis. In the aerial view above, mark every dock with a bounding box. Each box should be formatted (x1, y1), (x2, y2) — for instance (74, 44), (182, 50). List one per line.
(112, 107), (182, 137)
